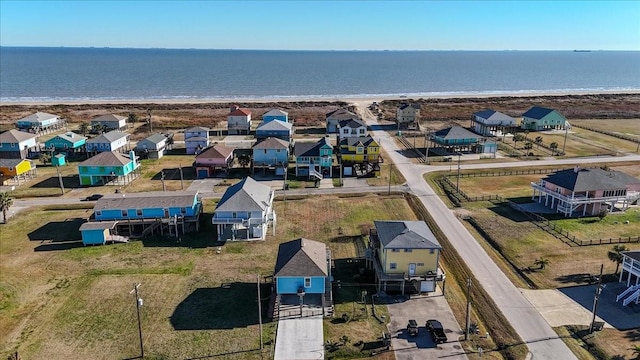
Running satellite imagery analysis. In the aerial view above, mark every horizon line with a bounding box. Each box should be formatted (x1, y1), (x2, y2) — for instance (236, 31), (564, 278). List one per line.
(1, 45), (639, 52)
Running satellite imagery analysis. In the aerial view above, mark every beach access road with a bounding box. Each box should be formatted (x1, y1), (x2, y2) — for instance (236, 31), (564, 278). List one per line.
(355, 101), (581, 360)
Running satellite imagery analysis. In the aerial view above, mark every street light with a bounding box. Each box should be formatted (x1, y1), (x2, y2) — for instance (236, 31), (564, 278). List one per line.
(130, 283), (144, 359)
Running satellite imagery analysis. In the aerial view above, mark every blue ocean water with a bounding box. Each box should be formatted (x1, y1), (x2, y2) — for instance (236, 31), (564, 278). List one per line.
(1, 47), (639, 102)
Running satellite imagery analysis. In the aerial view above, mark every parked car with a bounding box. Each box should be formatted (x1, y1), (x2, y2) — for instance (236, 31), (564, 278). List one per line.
(426, 319), (447, 343)
(83, 194), (103, 201)
(407, 319), (419, 336)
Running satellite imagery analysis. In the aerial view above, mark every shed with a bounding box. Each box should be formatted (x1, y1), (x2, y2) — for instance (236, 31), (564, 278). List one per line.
(79, 221), (117, 245)
(52, 153), (66, 167)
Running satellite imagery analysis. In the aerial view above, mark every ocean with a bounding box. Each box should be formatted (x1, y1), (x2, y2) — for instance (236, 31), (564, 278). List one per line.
(1, 47), (639, 102)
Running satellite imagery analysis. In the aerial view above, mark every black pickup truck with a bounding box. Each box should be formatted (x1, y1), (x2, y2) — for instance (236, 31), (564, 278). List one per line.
(407, 319), (419, 336)
(426, 319), (447, 343)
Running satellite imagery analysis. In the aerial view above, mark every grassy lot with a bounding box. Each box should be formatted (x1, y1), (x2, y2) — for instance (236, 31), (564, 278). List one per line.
(1, 194), (415, 359)
(573, 119), (640, 138)
(365, 149), (406, 186)
(556, 326), (640, 360)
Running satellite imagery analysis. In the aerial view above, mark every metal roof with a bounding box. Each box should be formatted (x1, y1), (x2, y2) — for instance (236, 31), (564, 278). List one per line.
(140, 133), (167, 144)
(51, 132), (87, 143)
(543, 168), (640, 192)
(263, 108), (289, 117)
(185, 126), (210, 133)
(374, 220), (441, 249)
(92, 114), (127, 122)
(473, 109), (515, 123)
(522, 106), (556, 120)
(0, 129), (37, 143)
(215, 176), (272, 212)
(256, 120), (292, 132)
(274, 238), (328, 277)
(79, 221), (117, 231)
(17, 112), (59, 123)
(86, 130), (128, 144)
(253, 137), (289, 150)
(432, 126), (481, 140)
(94, 191), (198, 211)
(80, 151), (132, 166)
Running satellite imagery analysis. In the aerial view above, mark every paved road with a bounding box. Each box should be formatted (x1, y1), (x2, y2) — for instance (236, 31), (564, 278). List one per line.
(355, 103), (582, 360)
(274, 315), (324, 360)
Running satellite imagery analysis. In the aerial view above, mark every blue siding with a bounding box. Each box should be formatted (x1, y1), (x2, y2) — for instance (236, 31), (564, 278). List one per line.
(263, 115), (288, 123)
(81, 229), (106, 245)
(253, 148), (288, 166)
(95, 198), (198, 221)
(255, 129), (291, 141)
(276, 276), (325, 294)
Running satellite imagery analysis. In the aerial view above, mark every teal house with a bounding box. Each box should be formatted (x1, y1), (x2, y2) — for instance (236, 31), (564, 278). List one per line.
(293, 138), (333, 179)
(521, 106), (568, 131)
(79, 221), (118, 245)
(428, 126), (496, 155)
(78, 151), (140, 186)
(52, 154), (66, 167)
(45, 132), (87, 153)
(274, 238), (332, 316)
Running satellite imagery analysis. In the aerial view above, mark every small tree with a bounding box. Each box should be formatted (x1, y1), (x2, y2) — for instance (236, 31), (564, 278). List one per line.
(597, 208), (608, 221)
(534, 136), (543, 149)
(608, 244), (630, 275)
(238, 154), (251, 168)
(524, 142), (533, 155)
(513, 134), (526, 149)
(92, 123), (105, 134)
(39, 152), (51, 165)
(128, 113), (138, 125)
(0, 192), (13, 224)
(630, 344), (640, 360)
(549, 142), (558, 155)
(78, 122), (89, 136)
(534, 257), (550, 270)
(339, 335), (351, 346)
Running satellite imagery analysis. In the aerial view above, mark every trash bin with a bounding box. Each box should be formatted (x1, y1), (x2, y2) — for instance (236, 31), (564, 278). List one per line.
(397, 131), (402, 136)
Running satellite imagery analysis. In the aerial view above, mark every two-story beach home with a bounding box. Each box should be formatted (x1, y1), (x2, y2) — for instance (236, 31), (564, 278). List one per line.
(471, 109), (517, 136)
(0, 130), (38, 159)
(326, 108), (358, 134)
(44, 132), (87, 154)
(618, 251), (640, 306)
(135, 133), (168, 159)
(212, 176), (275, 241)
(80, 191), (203, 243)
(337, 118), (367, 140)
(85, 130), (129, 155)
(521, 106), (568, 131)
(227, 105), (252, 135)
(338, 136), (381, 177)
(262, 108), (289, 123)
(91, 114), (128, 132)
(194, 144), (234, 178)
(427, 126), (496, 155)
(184, 126), (210, 155)
(0, 158), (36, 185)
(255, 120), (293, 142)
(16, 112), (63, 134)
(252, 137), (289, 176)
(293, 138), (333, 179)
(367, 220), (443, 294)
(531, 167), (640, 217)
(396, 103), (421, 129)
(78, 151), (140, 186)
(274, 238), (333, 317)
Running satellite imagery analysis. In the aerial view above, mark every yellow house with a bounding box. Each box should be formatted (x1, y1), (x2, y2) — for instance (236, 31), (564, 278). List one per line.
(339, 136), (380, 163)
(366, 220), (442, 294)
(0, 158), (36, 184)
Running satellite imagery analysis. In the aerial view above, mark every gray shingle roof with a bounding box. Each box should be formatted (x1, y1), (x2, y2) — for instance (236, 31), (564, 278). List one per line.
(54, 132), (87, 143)
(94, 191), (197, 211)
(340, 136), (376, 147)
(253, 137), (289, 150)
(0, 158), (27, 168)
(215, 176), (272, 212)
(326, 108), (357, 120)
(79, 221), (117, 231)
(338, 118), (366, 129)
(543, 168), (640, 192)
(141, 133), (167, 144)
(522, 106), (555, 120)
(86, 130), (128, 144)
(185, 126), (210, 133)
(294, 138), (331, 157)
(264, 109), (289, 117)
(256, 120), (292, 131)
(274, 238), (328, 277)
(473, 109), (515, 123)
(0, 129), (37, 143)
(399, 103), (420, 110)
(92, 114), (126, 122)
(432, 126), (481, 140)
(622, 250), (640, 262)
(374, 220), (441, 249)
(80, 151), (132, 166)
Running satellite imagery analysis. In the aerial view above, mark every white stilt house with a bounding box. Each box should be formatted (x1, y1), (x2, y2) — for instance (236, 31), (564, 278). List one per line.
(617, 251), (640, 306)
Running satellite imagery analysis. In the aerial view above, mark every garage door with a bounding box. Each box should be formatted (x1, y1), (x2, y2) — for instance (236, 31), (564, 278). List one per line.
(420, 280), (435, 293)
(197, 169), (209, 179)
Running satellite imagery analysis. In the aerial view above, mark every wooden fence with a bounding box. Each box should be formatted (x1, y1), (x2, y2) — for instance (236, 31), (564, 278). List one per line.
(571, 123), (640, 145)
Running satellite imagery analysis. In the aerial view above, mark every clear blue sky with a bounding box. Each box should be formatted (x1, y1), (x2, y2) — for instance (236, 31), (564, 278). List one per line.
(1, 1), (639, 50)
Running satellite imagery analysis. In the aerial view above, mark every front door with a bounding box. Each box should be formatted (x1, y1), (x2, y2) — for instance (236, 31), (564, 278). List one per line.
(408, 263), (416, 276)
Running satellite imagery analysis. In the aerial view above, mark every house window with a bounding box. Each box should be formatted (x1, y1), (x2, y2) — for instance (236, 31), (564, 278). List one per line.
(417, 263), (424, 267)
(181, 207), (187, 214)
(136, 209), (143, 216)
(429, 249), (435, 254)
(304, 277), (311, 288)
(359, 129), (365, 134)
(232, 212), (237, 218)
(404, 249), (412, 253)
(11, 143), (15, 148)
(390, 263), (397, 270)
(96, 211), (102, 217)
(392, 249), (400, 252)
(264, 149), (267, 154)
(121, 210), (127, 217)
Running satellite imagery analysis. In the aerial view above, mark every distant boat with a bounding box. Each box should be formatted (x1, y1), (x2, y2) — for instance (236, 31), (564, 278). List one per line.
(573, 50), (592, 52)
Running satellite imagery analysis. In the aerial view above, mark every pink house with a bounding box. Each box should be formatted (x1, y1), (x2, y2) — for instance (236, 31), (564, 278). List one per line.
(194, 144), (234, 178)
(531, 167), (640, 217)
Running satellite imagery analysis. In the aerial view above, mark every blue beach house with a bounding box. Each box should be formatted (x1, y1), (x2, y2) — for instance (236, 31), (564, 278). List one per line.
(293, 138), (333, 179)
(255, 120), (293, 142)
(521, 106), (568, 131)
(78, 151), (140, 186)
(252, 137), (289, 176)
(262, 109), (289, 123)
(85, 130), (129, 155)
(274, 238), (333, 316)
(93, 191), (201, 221)
(16, 112), (63, 133)
(0, 130), (38, 159)
(45, 132), (87, 153)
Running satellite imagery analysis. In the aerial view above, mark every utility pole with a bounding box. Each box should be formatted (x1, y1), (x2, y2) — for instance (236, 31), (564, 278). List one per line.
(257, 275), (263, 351)
(55, 165), (65, 195)
(147, 109), (152, 134)
(561, 125), (568, 155)
(388, 164), (392, 195)
(589, 264), (604, 333)
(129, 283), (144, 359)
(161, 171), (166, 192)
(465, 278), (472, 340)
(179, 164), (184, 190)
(283, 161), (288, 204)
(456, 153), (462, 192)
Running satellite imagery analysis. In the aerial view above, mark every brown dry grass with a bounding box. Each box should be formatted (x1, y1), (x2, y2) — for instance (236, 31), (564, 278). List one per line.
(574, 119), (640, 137)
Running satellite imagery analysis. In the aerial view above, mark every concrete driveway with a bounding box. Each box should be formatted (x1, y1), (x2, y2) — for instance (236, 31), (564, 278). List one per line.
(274, 315), (324, 360)
(385, 291), (468, 360)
